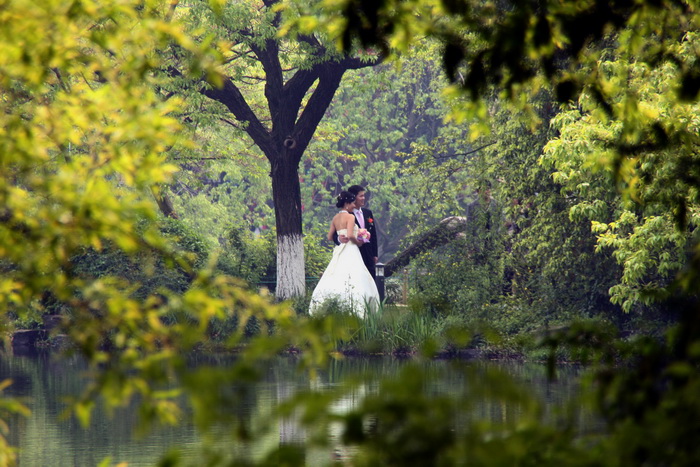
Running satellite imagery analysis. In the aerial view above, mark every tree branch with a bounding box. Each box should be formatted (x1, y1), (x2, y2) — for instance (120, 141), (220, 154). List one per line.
(384, 217), (467, 277)
(290, 65), (344, 160)
(202, 77), (273, 156)
(432, 142), (497, 160)
(250, 40), (284, 122)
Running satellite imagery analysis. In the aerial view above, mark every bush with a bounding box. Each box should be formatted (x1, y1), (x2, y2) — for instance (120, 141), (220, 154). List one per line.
(69, 217), (210, 300)
(304, 231), (334, 280)
(407, 237), (505, 317)
(216, 225), (276, 287)
(384, 277), (404, 304)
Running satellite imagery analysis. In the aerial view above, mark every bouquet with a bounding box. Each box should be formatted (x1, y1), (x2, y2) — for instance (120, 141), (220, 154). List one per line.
(357, 228), (371, 243)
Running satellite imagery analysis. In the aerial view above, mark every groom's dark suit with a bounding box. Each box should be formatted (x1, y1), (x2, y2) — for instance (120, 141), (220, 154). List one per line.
(355, 207), (378, 278)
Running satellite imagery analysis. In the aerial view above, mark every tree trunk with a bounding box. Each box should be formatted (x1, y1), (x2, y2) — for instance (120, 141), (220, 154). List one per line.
(270, 152), (305, 299)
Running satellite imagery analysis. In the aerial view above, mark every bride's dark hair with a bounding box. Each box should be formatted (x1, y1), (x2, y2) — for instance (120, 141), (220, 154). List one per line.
(335, 191), (356, 208)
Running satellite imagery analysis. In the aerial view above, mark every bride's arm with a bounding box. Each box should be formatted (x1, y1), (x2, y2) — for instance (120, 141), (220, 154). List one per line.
(345, 214), (361, 245)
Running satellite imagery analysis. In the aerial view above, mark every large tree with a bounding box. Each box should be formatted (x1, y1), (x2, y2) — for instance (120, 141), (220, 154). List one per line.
(178, 0), (380, 299)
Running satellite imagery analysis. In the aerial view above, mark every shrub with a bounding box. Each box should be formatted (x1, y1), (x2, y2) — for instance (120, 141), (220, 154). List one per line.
(216, 225), (276, 287)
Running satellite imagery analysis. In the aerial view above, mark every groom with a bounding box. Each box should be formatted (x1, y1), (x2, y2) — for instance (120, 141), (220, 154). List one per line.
(338, 185), (379, 278)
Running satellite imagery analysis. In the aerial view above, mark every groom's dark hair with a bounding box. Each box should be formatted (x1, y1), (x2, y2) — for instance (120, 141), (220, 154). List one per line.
(348, 185), (365, 195)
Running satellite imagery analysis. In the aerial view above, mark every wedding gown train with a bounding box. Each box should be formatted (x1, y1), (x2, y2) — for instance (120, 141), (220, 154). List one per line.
(309, 228), (380, 318)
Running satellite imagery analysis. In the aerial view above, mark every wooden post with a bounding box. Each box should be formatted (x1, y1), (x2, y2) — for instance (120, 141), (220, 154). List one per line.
(402, 268), (408, 304)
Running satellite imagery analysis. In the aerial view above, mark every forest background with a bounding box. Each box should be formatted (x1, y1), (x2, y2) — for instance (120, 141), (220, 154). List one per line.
(156, 0), (694, 341)
(2, 0), (700, 465)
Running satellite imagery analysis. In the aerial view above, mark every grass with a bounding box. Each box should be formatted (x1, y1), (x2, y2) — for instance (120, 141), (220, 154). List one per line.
(345, 304), (440, 355)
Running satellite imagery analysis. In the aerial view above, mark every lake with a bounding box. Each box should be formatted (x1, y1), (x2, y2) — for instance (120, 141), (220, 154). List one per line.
(2, 351), (599, 466)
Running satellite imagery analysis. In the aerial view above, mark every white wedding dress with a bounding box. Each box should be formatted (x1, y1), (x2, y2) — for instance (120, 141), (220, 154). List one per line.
(309, 228), (380, 318)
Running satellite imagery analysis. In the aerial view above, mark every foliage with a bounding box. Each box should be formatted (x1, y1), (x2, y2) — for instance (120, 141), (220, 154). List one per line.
(168, 125), (276, 236)
(67, 218), (210, 305)
(395, 90), (622, 336)
(300, 40), (471, 259)
(0, 1), (336, 465)
(287, 357), (596, 467)
(305, 0), (700, 296)
(536, 311), (700, 466)
(345, 304), (439, 355)
(408, 234), (504, 318)
(0, 379), (28, 467)
(301, 2), (700, 464)
(384, 276), (404, 304)
(488, 94), (622, 319)
(596, 213), (697, 312)
(299, 0), (700, 124)
(168, 39), (473, 270)
(304, 223), (335, 280)
(543, 30), (700, 311)
(216, 225), (276, 287)
(4, 0), (700, 466)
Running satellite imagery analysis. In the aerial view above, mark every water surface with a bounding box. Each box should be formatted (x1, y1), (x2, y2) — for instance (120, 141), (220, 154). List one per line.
(2, 352), (596, 466)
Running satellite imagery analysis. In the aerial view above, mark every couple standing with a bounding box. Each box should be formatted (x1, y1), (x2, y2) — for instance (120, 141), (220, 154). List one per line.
(309, 185), (380, 317)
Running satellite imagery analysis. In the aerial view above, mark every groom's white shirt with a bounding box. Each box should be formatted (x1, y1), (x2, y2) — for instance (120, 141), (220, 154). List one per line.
(353, 208), (365, 228)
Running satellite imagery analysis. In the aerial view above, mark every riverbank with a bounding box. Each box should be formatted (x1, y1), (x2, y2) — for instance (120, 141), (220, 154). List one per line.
(6, 312), (650, 364)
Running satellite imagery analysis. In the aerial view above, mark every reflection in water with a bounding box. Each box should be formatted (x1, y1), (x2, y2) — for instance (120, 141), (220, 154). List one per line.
(1, 352), (596, 466)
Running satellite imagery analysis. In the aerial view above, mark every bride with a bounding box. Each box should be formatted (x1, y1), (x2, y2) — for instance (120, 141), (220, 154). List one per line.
(309, 191), (380, 318)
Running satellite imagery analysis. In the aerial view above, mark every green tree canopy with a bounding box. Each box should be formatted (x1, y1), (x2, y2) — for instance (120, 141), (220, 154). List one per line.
(0, 3), (329, 463)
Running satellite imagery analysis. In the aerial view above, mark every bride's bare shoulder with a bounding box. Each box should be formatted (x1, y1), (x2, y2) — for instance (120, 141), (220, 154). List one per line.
(332, 212), (352, 227)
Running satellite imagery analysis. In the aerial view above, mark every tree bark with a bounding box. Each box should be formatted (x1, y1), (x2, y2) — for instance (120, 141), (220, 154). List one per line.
(269, 147), (305, 297)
